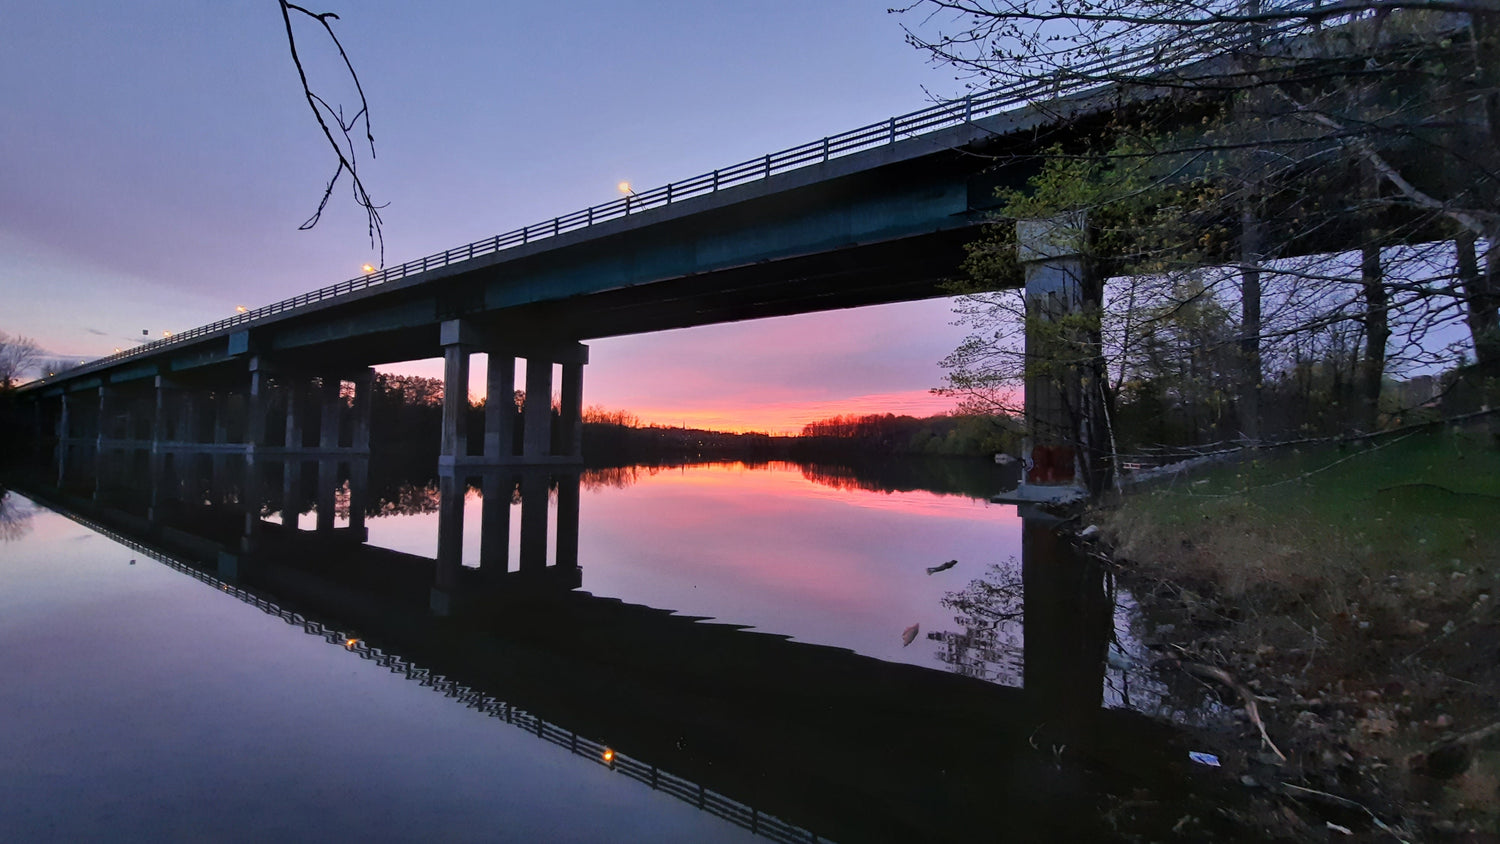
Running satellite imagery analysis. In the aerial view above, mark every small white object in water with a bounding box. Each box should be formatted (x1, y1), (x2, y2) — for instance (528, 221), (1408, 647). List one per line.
(901, 624), (919, 647)
(1188, 751), (1220, 767)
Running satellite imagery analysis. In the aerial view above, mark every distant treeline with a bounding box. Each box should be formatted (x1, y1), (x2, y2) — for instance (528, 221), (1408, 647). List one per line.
(793, 412), (1022, 459)
(363, 375), (1018, 464)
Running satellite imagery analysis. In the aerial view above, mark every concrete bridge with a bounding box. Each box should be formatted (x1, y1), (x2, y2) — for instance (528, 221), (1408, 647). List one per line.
(16, 14), (1455, 499)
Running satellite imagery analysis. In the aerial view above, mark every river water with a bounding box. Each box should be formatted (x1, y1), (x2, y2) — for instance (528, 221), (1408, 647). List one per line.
(0, 449), (1199, 842)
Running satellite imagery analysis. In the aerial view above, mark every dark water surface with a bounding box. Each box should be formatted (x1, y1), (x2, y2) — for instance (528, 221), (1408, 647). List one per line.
(1, 450), (1202, 842)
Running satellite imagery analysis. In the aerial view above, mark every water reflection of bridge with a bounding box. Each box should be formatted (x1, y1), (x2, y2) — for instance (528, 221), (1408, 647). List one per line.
(17, 446), (1212, 842)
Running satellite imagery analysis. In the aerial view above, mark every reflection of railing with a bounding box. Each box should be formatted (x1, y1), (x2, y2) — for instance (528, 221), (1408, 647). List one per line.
(47, 4), (1332, 383)
(53, 508), (822, 844)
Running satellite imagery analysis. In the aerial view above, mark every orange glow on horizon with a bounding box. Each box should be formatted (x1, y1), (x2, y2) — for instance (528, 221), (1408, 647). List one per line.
(618, 389), (988, 435)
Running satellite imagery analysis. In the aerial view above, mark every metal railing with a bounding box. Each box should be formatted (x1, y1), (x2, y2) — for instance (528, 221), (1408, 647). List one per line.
(50, 2), (1330, 382)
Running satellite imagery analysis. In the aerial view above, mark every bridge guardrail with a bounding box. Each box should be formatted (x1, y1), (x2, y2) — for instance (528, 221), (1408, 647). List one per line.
(51, 1), (1327, 382)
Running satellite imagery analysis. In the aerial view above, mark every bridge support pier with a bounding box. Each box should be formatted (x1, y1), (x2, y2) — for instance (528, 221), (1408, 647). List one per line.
(484, 353), (516, 461)
(319, 377), (342, 450)
(440, 320), (478, 464)
(439, 319), (587, 466)
(997, 213), (1098, 505)
(522, 357), (553, 460)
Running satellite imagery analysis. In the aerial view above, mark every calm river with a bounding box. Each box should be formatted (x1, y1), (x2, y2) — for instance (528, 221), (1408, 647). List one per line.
(0, 450), (1197, 842)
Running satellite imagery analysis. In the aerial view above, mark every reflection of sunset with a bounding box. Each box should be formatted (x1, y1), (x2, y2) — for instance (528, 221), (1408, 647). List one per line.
(577, 462), (1023, 670)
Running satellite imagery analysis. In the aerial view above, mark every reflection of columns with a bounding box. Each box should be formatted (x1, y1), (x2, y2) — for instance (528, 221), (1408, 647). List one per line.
(522, 358), (553, 460)
(555, 471), (580, 569)
(347, 456), (369, 537)
(58, 393), (71, 441)
(560, 362), (584, 459)
(315, 458), (337, 532)
(281, 459), (303, 529)
(519, 470), (549, 571)
(147, 450), (167, 523)
(241, 454), (262, 553)
(484, 354), (516, 461)
(479, 472), (512, 572)
(319, 377), (341, 450)
(352, 369), (374, 454)
(440, 320), (477, 463)
(284, 378), (304, 450)
(433, 469), (465, 614)
(1020, 512), (1110, 721)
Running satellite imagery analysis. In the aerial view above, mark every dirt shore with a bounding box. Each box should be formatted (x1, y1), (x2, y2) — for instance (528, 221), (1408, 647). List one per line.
(1089, 440), (1500, 841)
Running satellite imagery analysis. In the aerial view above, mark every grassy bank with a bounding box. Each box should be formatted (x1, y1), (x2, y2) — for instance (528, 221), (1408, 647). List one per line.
(1097, 425), (1500, 840)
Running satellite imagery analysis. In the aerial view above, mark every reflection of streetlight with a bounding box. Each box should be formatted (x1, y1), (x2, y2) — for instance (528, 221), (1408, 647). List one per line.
(362, 263), (376, 274)
(617, 181), (635, 196)
(235, 305), (248, 314)
(162, 330), (173, 338)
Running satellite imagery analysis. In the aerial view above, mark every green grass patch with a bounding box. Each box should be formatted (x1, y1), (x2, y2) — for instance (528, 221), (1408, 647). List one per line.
(1105, 427), (1500, 597)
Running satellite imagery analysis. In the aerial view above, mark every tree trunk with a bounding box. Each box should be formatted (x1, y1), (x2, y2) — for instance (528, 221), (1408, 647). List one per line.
(1360, 241), (1388, 432)
(1239, 197), (1263, 443)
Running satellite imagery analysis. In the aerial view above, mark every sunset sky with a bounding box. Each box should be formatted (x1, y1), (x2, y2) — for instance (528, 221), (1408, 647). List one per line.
(1, 2), (985, 433)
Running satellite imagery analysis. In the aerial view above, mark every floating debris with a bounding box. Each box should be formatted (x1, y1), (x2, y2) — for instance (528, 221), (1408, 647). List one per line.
(1188, 751), (1220, 767)
(926, 560), (957, 575)
(901, 624), (919, 647)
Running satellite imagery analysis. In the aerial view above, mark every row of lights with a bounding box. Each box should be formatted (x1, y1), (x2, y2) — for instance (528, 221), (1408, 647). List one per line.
(123, 178), (638, 355)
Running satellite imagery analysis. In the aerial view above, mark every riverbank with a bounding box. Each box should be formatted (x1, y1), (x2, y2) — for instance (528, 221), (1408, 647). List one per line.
(1096, 425), (1500, 840)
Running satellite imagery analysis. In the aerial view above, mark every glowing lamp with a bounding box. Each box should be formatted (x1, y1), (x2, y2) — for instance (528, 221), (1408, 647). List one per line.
(616, 181), (633, 196)
(235, 305), (248, 314)
(345, 638), (360, 649)
(602, 748), (615, 763)
(362, 264), (376, 274)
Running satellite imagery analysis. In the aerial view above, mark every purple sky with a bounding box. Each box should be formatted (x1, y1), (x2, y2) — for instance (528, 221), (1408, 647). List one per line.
(1, 1), (979, 432)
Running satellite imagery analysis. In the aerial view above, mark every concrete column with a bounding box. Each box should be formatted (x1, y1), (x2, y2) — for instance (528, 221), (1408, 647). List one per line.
(522, 357), (553, 460)
(1013, 214), (1088, 502)
(151, 377), (169, 452)
(179, 392), (198, 445)
(96, 385), (111, 447)
(484, 353), (516, 461)
(440, 320), (479, 463)
(246, 358), (267, 451)
(518, 470), (549, 572)
(284, 378), (304, 450)
(319, 377), (342, 450)
(479, 472), (512, 573)
(560, 361), (584, 459)
(213, 390), (230, 445)
(555, 471), (580, 570)
(352, 369), (374, 454)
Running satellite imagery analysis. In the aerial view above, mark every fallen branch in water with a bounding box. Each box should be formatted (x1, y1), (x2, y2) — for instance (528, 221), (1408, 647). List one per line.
(1177, 660), (1286, 761)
